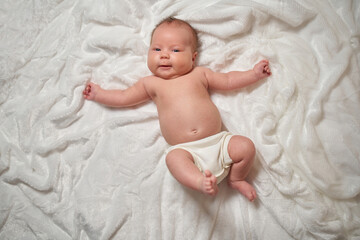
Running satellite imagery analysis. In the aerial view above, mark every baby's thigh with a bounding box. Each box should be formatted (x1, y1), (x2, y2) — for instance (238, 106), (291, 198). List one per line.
(166, 148), (194, 166)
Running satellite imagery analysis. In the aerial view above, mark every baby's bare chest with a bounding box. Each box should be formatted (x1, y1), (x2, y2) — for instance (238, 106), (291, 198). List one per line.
(150, 76), (209, 103)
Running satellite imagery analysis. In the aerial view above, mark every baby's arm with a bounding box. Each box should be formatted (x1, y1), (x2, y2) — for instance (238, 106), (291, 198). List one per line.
(83, 79), (150, 107)
(205, 60), (271, 90)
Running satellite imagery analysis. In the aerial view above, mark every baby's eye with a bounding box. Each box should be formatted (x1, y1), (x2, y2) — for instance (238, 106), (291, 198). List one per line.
(173, 49), (180, 52)
(155, 48), (161, 51)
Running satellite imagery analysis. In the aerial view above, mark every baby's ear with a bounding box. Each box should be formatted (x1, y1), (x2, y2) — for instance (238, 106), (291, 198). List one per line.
(192, 51), (198, 64)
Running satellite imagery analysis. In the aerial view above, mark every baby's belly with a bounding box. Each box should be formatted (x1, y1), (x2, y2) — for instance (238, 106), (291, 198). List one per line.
(158, 104), (223, 145)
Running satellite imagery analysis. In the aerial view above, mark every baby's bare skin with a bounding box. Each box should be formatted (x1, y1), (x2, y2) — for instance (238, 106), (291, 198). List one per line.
(142, 67), (223, 145)
(83, 19), (271, 199)
(200, 170), (219, 196)
(84, 65), (269, 145)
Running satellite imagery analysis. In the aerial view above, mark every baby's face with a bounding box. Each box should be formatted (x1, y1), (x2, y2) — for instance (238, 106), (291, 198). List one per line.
(147, 23), (197, 79)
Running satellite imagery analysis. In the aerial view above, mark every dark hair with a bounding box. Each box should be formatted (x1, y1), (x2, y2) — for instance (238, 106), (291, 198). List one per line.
(151, 17), (199, 52)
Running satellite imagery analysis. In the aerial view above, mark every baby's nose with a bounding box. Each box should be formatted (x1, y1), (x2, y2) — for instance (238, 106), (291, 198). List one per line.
(160, 51), (170, 59)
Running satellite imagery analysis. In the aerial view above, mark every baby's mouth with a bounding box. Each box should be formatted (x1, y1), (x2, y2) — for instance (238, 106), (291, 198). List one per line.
(159, 65), (171, 69)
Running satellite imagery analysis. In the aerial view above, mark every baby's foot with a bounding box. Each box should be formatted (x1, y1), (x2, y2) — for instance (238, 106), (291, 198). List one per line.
(199, 170), (218, 196)
(229, 180), (257, 201)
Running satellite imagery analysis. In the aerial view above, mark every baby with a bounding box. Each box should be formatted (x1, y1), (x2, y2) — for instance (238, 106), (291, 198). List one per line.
(83, 17), (271, 201)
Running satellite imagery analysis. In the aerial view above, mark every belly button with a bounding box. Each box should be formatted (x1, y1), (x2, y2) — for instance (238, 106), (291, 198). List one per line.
(191, 129), (198, 134)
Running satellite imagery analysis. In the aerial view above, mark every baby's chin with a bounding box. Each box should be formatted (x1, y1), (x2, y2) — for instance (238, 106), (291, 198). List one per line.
(153, 71), (180, 80)
(153, 68), (194, 80)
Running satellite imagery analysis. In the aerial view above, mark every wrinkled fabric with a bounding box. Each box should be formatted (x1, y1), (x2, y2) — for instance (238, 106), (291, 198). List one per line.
(0, 0), (359, 239)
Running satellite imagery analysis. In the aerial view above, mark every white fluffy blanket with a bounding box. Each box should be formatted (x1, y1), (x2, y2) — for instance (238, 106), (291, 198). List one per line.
(1, 0), (359, 239)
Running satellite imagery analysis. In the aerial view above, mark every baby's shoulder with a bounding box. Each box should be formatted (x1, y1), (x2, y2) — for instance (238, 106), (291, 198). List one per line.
(192, 66), (216, 79)
(140, 75), (161, 85)
(193, 66), (210, 73)
(139, 75), (163, 91)
(190, 66), (214, 88)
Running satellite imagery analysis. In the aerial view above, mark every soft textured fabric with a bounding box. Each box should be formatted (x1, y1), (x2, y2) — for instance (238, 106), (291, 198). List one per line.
(0, 0), (359, 239)
(166, 131), (233, 183)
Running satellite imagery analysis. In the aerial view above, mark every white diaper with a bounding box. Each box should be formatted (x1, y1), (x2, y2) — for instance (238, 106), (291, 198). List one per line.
(166, 131), (233, 184)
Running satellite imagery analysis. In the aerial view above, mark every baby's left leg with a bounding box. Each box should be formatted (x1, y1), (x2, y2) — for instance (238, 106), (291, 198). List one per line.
(166, 148), (218, 196)
(227, 135), (257, 201)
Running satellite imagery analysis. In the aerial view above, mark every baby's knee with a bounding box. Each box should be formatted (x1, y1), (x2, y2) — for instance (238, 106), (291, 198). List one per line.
(228, 136), (256, 161)
(165, 150), (176, 167)
(241, 137), (256, 158)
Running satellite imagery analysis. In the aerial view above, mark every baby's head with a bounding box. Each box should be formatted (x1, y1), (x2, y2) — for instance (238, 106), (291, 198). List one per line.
(147, 17), (199, 79)
(151, 17), (199, 53)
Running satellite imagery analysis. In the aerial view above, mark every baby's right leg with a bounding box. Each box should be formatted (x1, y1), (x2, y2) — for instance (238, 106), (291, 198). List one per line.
(166, 149), (218, 196)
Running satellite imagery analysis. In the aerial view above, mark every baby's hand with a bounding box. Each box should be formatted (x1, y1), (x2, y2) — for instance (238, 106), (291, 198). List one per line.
(253, 60), (271, 80)
(83, 82), (100, 100)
